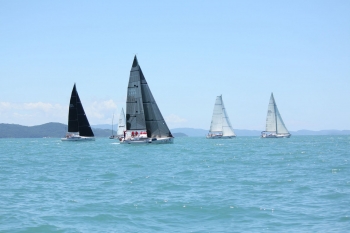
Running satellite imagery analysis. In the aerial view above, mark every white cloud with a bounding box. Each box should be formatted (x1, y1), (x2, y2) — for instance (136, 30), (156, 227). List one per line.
(85, 99), (118, 123)
(23, 102), (55, 112)
(0, 102), (11, 109)
(0, 100), (119, 126)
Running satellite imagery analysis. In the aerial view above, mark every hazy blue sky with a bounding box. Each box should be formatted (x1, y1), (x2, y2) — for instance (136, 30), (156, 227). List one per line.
(1, 0), (349, 130)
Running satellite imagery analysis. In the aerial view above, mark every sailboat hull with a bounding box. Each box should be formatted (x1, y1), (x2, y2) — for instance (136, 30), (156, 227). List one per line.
(61, 136), (95, 141)
(206, 135), (235, 139)
(120, 137), (174, 144)
(261, 132), (291, 138)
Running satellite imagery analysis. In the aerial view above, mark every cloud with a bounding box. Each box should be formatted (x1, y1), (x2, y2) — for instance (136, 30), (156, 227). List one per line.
(0, 100), (119, 126)
(23, 102), (55, 112)
(85, 99), (118, 122)
(0, 102), (11, 109)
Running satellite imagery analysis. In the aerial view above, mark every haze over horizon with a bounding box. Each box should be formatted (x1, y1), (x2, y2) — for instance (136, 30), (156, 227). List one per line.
(1, 1), (349, 131)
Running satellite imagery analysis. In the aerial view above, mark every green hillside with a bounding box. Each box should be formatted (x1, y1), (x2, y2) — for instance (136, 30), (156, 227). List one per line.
(0, 122), (114, 138)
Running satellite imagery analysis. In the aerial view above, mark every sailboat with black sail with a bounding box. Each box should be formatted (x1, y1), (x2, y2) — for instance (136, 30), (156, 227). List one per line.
(207, 95), (236, 139)
(61, 84), (95, 141)
(261, 93), (291, 138)
(120, 56), (173, 144)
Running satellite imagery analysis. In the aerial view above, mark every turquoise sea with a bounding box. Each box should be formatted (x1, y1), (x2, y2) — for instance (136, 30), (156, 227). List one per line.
(0, 136), (349, 232)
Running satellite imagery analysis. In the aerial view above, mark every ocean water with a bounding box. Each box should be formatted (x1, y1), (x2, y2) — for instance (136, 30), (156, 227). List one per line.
(0, 136), (349, 232)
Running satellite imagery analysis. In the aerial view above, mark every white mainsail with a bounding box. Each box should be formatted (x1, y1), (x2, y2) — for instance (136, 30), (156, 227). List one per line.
(117, 108), (126, 136)
(208, 95), (235, 137)
(209, 96), (224, 133)
(265, 93), (290, 135)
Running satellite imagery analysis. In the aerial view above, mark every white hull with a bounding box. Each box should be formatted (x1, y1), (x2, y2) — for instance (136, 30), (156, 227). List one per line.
(206, 135), (235, 139)
(261, 133), (291, 138)
(120, 137), (174, 144)
(61, 136), (95, 141)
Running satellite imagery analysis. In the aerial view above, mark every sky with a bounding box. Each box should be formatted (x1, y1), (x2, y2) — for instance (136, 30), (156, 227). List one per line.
(0, 0), (349, 131)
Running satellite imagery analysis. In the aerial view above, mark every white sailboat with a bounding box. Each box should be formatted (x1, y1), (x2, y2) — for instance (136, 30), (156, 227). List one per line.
(120, 56), (174, 144)
(117, 108), (126, 138)
(207, 95), (236, 139)
(261, 93), (291, 138)
(61, 84), (95, 141)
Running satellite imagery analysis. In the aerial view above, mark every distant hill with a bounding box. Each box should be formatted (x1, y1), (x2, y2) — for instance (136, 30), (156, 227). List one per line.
(91, 124), (117, 130)
(0, 123), (114, 138)
(172, 132), (188, 137)
(292, 129), (350, 136)
(171, 128), (207, 137)
(170, 128), (262, 137)
(170, 128), (350, 137)
(0, 124), (349, 138)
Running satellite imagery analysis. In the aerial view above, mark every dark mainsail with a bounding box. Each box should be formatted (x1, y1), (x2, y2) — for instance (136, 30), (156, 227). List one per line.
(126, 56), (173, 138)
(67, 84), (94, 137)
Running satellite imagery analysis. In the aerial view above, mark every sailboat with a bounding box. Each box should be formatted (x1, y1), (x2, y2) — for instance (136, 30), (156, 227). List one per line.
(61, 84), (95, 141)
(116, 108), (126, 138)
(261, 93), (291, 138)
(109, 113), (116, 139)
(207, 95), (236, 139)
(120, 56), (174, 144)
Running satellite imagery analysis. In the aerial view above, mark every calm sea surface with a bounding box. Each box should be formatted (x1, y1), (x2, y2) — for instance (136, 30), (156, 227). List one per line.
(0, 136), (349, 232)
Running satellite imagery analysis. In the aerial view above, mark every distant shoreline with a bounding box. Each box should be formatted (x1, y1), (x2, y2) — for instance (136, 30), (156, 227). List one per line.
(0, 123), (349, 138)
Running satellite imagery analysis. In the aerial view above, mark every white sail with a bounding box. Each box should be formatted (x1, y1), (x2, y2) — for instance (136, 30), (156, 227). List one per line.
(209, 96), (224, 133)
(275, 107), (289, 134)
(117, 108), (126, 136)
(265, 94), (277, 132)
(208, 95), (235, 138)
(264, 93), (290, 136)
(221, 99), (236, 137)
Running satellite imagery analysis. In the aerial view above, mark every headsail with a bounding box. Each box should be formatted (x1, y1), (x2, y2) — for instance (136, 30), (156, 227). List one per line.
(67, 84), (94, 137)
(221, 97), (235, 136)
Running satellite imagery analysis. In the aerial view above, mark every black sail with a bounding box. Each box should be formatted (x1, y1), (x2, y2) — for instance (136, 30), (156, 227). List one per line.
(126, 56), (172, 138)
(67, 84), (94, 137)
(126, 56), (147, 131)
